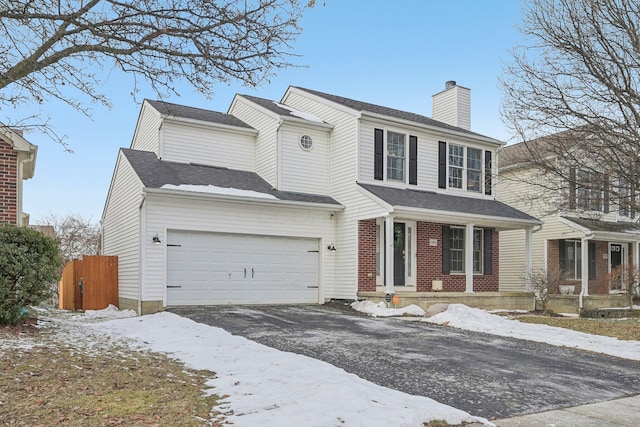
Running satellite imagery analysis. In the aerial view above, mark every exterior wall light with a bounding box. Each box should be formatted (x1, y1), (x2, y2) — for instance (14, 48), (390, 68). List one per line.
(327, 244), (336, 251)
(152, 234), (162, 244)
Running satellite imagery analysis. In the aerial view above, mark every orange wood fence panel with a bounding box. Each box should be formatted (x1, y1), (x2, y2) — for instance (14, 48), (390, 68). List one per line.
(58, 256), (118, 311)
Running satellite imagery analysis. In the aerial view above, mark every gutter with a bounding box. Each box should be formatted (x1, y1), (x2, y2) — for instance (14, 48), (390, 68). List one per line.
(143, 187), (345, 211)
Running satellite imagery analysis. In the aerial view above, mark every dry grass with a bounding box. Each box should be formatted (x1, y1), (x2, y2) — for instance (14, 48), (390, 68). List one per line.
(513, 315), (640, 341)
(0, 321), (222, 426)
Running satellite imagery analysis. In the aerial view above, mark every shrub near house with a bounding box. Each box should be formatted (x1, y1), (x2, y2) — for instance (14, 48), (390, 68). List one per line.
(0, 225), (62, 325)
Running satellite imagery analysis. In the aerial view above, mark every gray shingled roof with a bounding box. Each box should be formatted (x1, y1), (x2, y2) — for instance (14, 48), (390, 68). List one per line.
(358, 183), (539, 222)
(145, 99), (253, 129)
(122, 149), (342, 206)
(293, 87), (495, 140)
(564, 217), (640, 235)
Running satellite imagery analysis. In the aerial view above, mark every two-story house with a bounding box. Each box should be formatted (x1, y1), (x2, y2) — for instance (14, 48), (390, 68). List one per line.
(102, 83), (540, 314)
(499, 135), (640, 302)
(0, 126), (37, 226)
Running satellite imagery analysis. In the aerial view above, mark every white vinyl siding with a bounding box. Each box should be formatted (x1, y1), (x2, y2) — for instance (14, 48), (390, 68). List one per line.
(142, 193), (338, 303)
(498, 166), (583, 291)
(284, 89), (374, 299)
(279, 123), (329, 194)
(101, 153), (143, 301)
(130, 103), (161, 154)
(161, 120), (255, 171)
(229, 98), (279, 186)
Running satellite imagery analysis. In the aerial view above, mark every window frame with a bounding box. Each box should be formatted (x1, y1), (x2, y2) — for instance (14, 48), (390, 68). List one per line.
(448, 226), (484, 275)
(445, 143), (488, 193)
(564, 240), (582, 280)
(386, 131), (406, 182)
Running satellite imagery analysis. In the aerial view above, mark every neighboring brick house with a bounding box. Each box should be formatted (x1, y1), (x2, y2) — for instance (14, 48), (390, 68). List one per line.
(102, 83), (540, 314)
(499, 134), (640, 297)
(0, 127), (37, 226)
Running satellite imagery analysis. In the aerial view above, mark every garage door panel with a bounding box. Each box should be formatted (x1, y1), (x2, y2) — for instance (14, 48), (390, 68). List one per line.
(166, 231), (319, 305)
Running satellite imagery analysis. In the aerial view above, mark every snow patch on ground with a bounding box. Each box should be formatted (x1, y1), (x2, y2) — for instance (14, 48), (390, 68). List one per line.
(72, 304), (138, 320)
(93, 312), (489, 426)
(351, 300), (426, 317)
(424, 304), (640, 361)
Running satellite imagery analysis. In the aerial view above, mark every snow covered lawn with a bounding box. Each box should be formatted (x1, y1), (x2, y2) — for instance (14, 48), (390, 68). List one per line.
(92, 309), (489, 427)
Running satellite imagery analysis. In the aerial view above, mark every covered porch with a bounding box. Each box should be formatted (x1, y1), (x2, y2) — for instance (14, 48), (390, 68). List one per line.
(550, 217), (640, 296)
(356, 184), (542, 304)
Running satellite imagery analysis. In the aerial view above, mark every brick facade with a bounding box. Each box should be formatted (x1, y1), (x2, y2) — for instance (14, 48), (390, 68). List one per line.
(358, 219), (377, 291)
(547, 238), (633, 295)
(0, 139), (18, 225)
(358, 219), (499, 292)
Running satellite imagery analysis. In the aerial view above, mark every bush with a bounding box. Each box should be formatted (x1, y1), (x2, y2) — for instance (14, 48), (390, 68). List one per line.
(0, 225), (62, 325)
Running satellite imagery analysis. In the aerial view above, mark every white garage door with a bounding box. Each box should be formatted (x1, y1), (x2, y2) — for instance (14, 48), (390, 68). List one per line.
(166, 230), (319, 305)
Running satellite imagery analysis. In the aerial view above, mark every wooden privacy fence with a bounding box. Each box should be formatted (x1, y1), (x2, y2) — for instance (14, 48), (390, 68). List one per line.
(59, 255), (118, 311)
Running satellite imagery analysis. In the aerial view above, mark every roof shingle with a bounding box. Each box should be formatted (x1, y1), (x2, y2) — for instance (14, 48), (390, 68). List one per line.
(122, 149), (341, 206)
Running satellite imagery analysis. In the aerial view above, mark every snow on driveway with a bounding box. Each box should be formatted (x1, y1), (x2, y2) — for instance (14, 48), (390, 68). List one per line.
(75, 302), (640, 426)
(92, 310), (489, 427)
(422, 304), (640, 361)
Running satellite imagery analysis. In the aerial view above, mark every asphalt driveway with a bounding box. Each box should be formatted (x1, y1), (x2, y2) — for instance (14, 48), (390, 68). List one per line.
(168, 303), (640, 419)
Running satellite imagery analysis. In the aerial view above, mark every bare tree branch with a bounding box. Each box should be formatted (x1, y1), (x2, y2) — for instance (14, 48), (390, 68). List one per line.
(500, 0), (640, 217)
(0, 0), (312, 142)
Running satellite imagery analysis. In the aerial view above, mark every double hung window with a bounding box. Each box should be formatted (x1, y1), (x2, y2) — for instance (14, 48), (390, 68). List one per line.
(443, 143), (488, 193)
(387, 131), (405, 181)
(448, 227), (485, 274)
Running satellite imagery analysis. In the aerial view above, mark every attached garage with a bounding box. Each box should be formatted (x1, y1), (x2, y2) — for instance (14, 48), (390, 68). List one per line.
(166, 230), (320, 305)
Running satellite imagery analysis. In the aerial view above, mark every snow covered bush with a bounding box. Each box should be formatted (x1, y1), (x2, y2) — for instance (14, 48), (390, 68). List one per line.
(0, 225), (62, 325)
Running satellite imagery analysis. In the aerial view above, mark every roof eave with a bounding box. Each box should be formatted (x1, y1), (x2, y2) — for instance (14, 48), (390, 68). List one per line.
(162, 114), (258, 135)
(144, 187), (344, 211)
(359, 111), (503, 145)
(392, 205), (542, 229)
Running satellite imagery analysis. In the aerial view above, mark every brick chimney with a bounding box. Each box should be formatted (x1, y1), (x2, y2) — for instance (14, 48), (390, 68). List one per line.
(432, 81), (471, 131)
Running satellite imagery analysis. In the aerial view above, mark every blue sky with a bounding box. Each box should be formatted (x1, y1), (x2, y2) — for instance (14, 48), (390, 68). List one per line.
(16, 0), (524, 223)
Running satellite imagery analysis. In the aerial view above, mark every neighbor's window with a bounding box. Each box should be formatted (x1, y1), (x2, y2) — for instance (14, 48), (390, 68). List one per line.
(562, 240), (582, 280)
(387, 131), (405, 181)
(448, 144), (464, 189)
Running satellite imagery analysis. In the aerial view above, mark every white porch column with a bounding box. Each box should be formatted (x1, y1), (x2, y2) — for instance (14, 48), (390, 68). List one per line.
(524, 228), (533, 292)
(465, 223), (474, 293)
(385, 216), (395, 294)
(581, 237), (589, 296)
(634, 241), (640, 268)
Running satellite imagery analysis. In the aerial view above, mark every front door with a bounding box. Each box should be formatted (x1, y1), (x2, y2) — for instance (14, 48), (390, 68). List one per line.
(394, 223), (405, 286)
(610, 243), (623, 290)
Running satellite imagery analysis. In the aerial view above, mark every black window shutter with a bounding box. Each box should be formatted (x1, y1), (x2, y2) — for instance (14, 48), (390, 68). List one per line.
(409, 135), (418, 185)
(484, 151), (492, 196)
(603, 174), (610, 213)
(558, 240), (567, 274)
(483, 229), (493, 275)
(569, 168), (576, 210)
(442, 226), (451, 274)
(438, 141), (447, 189)
(588, 241), (596, 280)
(374, 128), (384, 180)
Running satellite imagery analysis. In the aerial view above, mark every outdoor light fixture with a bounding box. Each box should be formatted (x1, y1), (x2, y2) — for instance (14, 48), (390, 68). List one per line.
(327, 244), (336, 251)
(152, 234), (162, 245)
